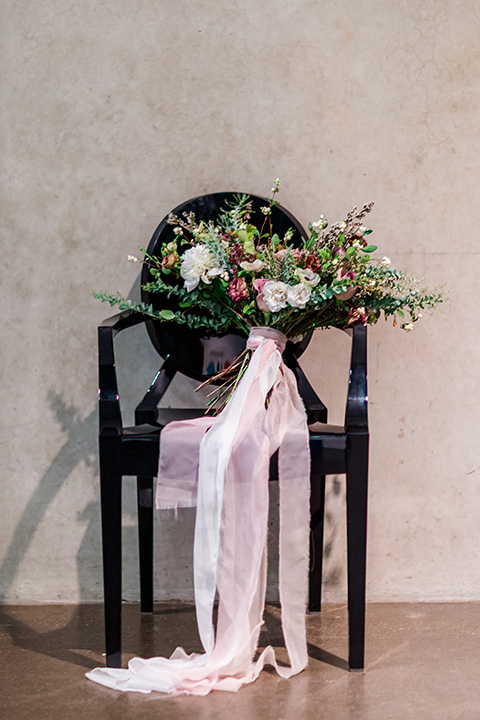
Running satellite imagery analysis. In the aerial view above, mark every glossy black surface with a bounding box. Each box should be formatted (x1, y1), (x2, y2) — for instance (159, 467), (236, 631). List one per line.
(97, 194), (369, 672)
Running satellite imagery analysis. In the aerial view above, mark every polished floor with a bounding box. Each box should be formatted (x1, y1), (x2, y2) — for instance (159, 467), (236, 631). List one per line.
(1, 602), (479, 720)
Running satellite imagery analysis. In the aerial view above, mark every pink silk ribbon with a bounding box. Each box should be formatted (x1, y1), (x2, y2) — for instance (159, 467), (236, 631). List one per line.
(87, 327), (311, 695)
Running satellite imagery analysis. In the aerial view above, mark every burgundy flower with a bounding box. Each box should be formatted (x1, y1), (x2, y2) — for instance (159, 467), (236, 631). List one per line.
(228, 277), (248, 302)
(304, 254), (322, 272)
(347, 307), (368, 326)
(229, 242), (248, 268)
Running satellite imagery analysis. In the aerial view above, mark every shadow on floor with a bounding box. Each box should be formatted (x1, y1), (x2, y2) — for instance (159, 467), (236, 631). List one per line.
(0, 602), (347, 673)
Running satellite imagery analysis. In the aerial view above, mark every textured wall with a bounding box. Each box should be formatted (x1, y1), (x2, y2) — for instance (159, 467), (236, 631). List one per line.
(1, 0), (478, 603)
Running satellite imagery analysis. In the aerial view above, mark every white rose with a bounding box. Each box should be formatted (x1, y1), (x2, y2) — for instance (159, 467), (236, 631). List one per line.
(180, 245), (218, 291)
(262, 281), (289, 312)
(287, 283), (312, 309)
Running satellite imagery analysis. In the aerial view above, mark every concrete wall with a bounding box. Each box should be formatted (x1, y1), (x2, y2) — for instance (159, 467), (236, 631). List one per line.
(1, 0), (477, 603)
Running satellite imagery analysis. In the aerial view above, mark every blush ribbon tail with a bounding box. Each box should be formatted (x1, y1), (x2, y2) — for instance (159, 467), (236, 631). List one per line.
(87, 327), (311, 695)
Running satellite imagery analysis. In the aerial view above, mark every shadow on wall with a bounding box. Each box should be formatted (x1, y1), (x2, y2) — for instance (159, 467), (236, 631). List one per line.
(0, 392), (99, 604)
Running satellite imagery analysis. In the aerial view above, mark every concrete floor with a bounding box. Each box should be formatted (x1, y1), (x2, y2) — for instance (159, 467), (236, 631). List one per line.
(1, 602), (479, 720)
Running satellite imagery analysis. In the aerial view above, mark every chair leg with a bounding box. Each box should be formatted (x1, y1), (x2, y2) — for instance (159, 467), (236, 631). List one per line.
(99, 436), (122, 668)
(346, 433), (369, 670)
(308, 475), (326, 612)
(137, 476), (154, 613)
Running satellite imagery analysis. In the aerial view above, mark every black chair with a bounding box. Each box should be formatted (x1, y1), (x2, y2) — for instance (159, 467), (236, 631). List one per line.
(97, 192), (369, 671)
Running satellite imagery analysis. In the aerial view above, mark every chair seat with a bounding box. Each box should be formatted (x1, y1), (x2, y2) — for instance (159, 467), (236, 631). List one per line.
(122, 417), (351, 479)
(309, 424), (348, 476)
(309, 422), (346, 434)
(121, 424), (160, 476)
(156, 408), (208, 426)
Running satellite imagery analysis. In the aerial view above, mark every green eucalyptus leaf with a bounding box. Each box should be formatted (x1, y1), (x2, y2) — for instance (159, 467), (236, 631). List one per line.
(362, 245), (377, 253)
(158, 309), (176, 320)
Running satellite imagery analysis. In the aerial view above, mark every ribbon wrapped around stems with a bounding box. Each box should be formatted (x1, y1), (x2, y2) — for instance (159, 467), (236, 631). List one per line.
(87, 327), (311, 695)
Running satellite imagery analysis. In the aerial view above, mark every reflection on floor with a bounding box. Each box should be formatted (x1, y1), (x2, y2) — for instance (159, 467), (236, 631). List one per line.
(1, 602), (479, 720)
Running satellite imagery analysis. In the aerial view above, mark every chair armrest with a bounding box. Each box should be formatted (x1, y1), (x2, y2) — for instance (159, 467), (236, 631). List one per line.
(98, 310), (147, 436)
(135, 355), (178, 424)
(345, 324), (368, 433)
(283, 354), (328, 424)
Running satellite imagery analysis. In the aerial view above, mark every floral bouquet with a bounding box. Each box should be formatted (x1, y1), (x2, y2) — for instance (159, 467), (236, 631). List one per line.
(94, 179), (442, 336)
(93, 180), (442, 407)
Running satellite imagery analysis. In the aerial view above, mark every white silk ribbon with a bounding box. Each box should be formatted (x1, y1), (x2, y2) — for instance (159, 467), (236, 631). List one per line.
(87, 327), (311, 695)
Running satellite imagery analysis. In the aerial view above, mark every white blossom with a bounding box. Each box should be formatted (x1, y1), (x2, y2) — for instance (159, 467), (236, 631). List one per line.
(297, 268), (320, 288)
(261, 281), (289, 312)
(180, 245), (218, 291)
(311, 216), (325, 232)
(287, 283), (312, 309)
(207, 267), (224, 279)
(240, 259), (265, 272)
(127, 255), (139, 263)
(404, 322), (414, 332)
(381, 256), (391, 267)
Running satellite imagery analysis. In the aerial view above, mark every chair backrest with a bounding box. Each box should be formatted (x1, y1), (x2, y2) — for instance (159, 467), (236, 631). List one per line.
(140, 192), (311, 382)
(345, 324), (368, 432)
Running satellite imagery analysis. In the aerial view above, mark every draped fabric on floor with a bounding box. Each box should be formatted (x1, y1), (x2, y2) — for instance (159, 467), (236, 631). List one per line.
(87, 327), (311, 695)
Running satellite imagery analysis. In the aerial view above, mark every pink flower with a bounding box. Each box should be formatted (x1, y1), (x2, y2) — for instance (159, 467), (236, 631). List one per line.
(253, 278), (270, 312)
(336, 267), (358, 300)
(253, 278), (268, 293)
(274, 249), (302, 260)
(337, 267), (355, 282)
(337, 286), (358, 301)
(228, 277), (248, 302)
(162, 253), (179, 269)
